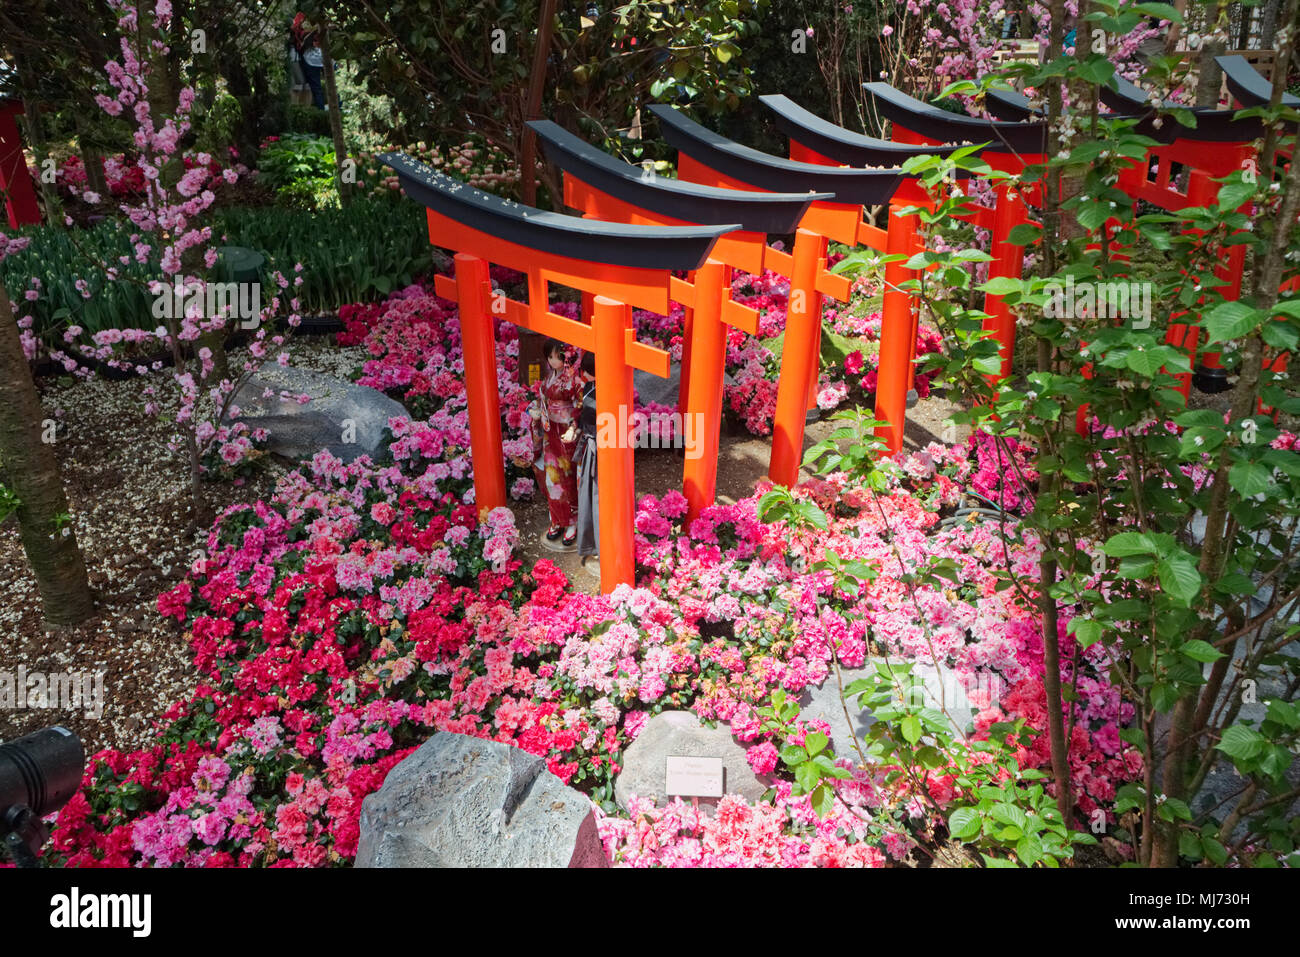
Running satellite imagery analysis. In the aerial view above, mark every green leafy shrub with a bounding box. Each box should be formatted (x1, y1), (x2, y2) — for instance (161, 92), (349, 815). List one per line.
(287, 104), (332, 138)
(255, 134), (339, 209)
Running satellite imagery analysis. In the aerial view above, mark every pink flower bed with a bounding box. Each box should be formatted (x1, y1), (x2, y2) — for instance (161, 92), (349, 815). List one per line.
(45, 284), (1139, 868)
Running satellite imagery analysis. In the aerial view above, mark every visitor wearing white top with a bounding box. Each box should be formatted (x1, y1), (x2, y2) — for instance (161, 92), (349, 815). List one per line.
(291, 12), (325, 110)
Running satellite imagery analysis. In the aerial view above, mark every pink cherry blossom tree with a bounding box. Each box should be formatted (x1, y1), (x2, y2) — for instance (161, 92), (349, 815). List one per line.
(17, 0), (307, 523)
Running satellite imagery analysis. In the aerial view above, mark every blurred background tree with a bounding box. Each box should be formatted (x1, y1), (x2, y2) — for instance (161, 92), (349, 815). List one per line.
(306, 0), (770, 207)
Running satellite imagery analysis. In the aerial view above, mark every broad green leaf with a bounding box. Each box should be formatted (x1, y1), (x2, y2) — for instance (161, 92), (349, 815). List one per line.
(1016, 832), (1044, 866)
(1156, 551), (1202, 605)
(1104, 531), (1157, 557)
(900, 714), (922, 745)
(948, 806), (981, 840)
(1215, 723), (1267, 762)
(1180, 639), (1224, 663)
(1070, 617), (1104, 647)
(1229, 461), (1272, 497)
(1202, 300), (1263, 344)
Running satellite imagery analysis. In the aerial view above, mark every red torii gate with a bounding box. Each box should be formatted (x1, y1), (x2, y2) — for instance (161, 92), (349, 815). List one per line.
(862, 83), (1048, 389)
(0, 98), (41, 229)
(380, 153), (736, 592)
(527, 119), (830, 522)
(760, 91), (1048, 454)
(991, 68), (1295, 415)
(646, 104), (904, 481)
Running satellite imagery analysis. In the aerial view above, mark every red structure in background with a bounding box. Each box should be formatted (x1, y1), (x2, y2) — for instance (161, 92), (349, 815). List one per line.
(648, 104), (904, 480)
(863, 83), (1047, 393)
(0, 99), (40, 229)
(764, 90), (1047, 454)
(989, 66), (1297, 420)
(381, 153), (735, 593)
(529, 119), (827, 522)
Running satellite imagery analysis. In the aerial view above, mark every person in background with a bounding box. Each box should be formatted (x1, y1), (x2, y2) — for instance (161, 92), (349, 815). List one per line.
(286, 18), (310, 106)
(291, 13), (325, 110)
(575, 351), (599, 574)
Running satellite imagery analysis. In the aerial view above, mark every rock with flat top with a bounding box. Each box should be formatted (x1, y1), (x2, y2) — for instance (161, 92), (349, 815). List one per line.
(614, 710), (766, 812)
(228, 363), (404, 463)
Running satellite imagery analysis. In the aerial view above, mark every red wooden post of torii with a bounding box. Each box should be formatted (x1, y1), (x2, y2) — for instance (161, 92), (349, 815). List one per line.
(528, 119), (830, 523)
(0, 99), (41, 229)
(646, 104), (903, 482)
(380, 153), (735, 593)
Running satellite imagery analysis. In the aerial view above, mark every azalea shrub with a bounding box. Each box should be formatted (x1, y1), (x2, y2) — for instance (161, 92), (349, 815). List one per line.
(38, 238), (1142, 867)
(46, 416), (1137, 867)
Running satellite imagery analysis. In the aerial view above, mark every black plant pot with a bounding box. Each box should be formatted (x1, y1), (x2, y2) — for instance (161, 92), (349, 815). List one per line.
(1193, 364), (1232, 394)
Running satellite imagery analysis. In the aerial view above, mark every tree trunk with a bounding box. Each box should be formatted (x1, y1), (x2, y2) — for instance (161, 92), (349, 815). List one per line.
(519, 0), (558, 206)
(1035, 0), (1076, 825)
(321, 24), (351, 208)
(1260, 0), (1282, 49)
(0, 283), (95, 625)
(76, 109), (109, 200)
(1195, 3), (1229, 107)
(216, 28), (258, 165)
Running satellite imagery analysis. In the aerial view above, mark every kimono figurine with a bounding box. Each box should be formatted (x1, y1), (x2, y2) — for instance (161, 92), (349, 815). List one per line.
(531, 339), (592, 549)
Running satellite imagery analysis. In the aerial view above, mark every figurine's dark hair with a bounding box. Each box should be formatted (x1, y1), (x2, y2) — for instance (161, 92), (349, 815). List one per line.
(542, 337), (565, 361)
(580, 351), (595, 376)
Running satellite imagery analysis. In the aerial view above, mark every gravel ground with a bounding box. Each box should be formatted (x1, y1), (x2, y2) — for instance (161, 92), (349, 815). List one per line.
(0, 336), (364, 756)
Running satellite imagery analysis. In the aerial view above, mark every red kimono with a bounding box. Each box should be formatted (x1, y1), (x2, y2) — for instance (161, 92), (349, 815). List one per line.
(532, 363), (587, 528)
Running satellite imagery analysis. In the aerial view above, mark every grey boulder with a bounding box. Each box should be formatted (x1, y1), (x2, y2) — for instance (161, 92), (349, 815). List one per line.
(354, 733), (608, 868)
(799, 658), (976, 765)
(228, 362), (405, 463)
(614, 710), (767, 812)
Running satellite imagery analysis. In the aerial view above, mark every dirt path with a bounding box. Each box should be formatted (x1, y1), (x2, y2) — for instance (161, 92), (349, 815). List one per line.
(512, 392), (966, 593)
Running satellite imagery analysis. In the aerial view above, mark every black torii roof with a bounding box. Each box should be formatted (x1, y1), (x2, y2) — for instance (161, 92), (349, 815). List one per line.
(759, 94), (966, 166)
(647, 104), (905, 206)
(1216, 55), (1300, 113)
(380, 152), (739, 271)
(1098, 73), (1264, 141)
(528, 119), (829, 235)
(862, 82), (1049, 154)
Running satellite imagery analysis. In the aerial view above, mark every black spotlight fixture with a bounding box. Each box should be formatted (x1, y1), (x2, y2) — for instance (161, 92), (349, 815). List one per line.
(1, 726), (85, 867)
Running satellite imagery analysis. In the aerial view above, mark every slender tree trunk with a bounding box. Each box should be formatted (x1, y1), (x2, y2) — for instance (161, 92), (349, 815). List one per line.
(519, 0), (558, 207)
(1261, 0), (1282, 49)
(216, 28), (258, 165)
(0, 283), (95, 625)
(320, 24), (350, 208)
(1033, 0), (1077, 825)
(76, 109), (109, 202)
(1195, 3), (1229, 107)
